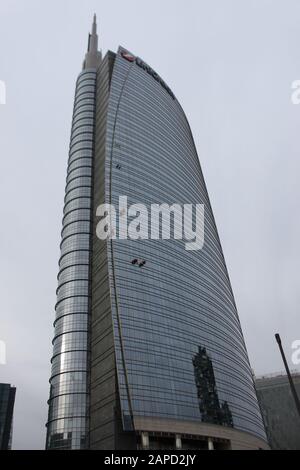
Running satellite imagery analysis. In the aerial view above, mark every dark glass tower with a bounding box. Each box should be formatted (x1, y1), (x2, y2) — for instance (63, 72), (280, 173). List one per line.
(0, 383), (16, 450)
(46, 17), (268, 450)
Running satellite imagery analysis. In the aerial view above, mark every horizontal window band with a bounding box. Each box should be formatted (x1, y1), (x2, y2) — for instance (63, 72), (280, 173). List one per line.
(73, 99), (95, 113)
(77, 70), (96, 79)
(67, 155), (93, 168)
(72, 116), (94, 129)
(57, 257), (91, 279)
(65, 180), (93, 197)
(49, 369), (89, 385)
(64, 185), (92, 202)
(55, 294), (91, 310)
(51, 348), (91, 364)
(68, 145), (93, 158)
(73, 103), (95, 116)
(63, 195), (92, 212)
(69, 143), (93, 157)
(60, 247), (91, 261)
(66, 165), (93, 181)
(76, 73), (96, 84)
(73, 96), (95, 109)
(56, 277), (90, 295)
(71, 125), (94, 138)
(54, 311), (89, 327)
(46, 415), (86, 432)
(76, 73), (96, 83)
(47, 391), (89, 405)
(74, 92), (95, 105)
(69, 136), (94, 151)
(72, 111), (95, 125)
(75, 81), (96, 91)
(62, 207), (92, 224)
(69, 146), (94, 159)
(73, 101), (95, 114)
(64, 196), (92, 215)
(75, 83), (96, 94)
(52, 328), (89, 345)
(60, 231), (92, 249)
(62, 206), (92, 221)
(70, 134), (94, 148)
(62, 217), (91, 233)
(76, 84), (96, 95)
(69, 137), (94, 152)
(67, 164), (93, 178)
(57, 275), (90, 290)
(59, 248), (91, 266)
(60, 246), (91, 259)
(45, 413), (88, 428)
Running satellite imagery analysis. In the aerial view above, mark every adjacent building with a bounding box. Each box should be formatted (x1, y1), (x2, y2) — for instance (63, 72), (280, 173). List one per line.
(46, 16), (268, 450)
(0, 383), (16, 450)
(256, 372), (300, 449)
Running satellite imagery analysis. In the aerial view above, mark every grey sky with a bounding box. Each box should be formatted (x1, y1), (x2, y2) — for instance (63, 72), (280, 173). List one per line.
(0, 0), (299, 449)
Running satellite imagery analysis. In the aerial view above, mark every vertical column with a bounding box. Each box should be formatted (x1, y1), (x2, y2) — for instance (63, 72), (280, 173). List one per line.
(46, 69), (97, 449)
(208, 437), (214, 450)
(175, 434), (182, 449)
(141, 432), (150, 449)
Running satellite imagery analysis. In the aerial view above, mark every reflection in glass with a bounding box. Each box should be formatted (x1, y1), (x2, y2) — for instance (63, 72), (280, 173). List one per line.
(193, 346), (233, 427)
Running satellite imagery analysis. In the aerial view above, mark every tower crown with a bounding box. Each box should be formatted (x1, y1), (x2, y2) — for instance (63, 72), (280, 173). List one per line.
(83, 14), (102, 69)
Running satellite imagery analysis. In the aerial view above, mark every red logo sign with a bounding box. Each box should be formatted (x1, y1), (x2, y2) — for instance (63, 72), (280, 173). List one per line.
(121, 51), (135, 62)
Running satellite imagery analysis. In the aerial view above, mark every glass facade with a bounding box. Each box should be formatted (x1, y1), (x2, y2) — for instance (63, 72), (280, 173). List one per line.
(46, 69), (97, 449)
(0, 383), (16, 450)
(102, 47), (267, 442)
(47, 20), (267, 448)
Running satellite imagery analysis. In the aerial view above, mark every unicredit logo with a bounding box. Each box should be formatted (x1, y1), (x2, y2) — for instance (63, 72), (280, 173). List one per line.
(121, 51), (135, 62)
(120, 50), (175, 100)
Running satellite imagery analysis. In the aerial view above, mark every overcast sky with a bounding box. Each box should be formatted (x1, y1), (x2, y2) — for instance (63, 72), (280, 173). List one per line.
(0, 0), (299, 449)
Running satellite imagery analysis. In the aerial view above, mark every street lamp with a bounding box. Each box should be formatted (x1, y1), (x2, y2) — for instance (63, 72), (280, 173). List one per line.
(275, 333), (300, 419)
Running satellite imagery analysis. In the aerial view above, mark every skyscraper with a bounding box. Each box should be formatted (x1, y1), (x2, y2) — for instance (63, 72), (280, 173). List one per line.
(46, 16), (268, 450)
(0, 383), (16, 450)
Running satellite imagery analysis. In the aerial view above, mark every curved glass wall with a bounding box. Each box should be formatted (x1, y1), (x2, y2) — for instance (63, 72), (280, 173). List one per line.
(104, 48), (267, 442)
(46, 69), (96, 449)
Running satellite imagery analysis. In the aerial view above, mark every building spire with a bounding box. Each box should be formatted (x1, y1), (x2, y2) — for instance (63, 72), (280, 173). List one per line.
(92, 13), (97, 35)
(83, 14), (102, 69)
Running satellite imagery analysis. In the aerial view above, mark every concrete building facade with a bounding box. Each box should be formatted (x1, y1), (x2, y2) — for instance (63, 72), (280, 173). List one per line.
(256, 372), (300, 449)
